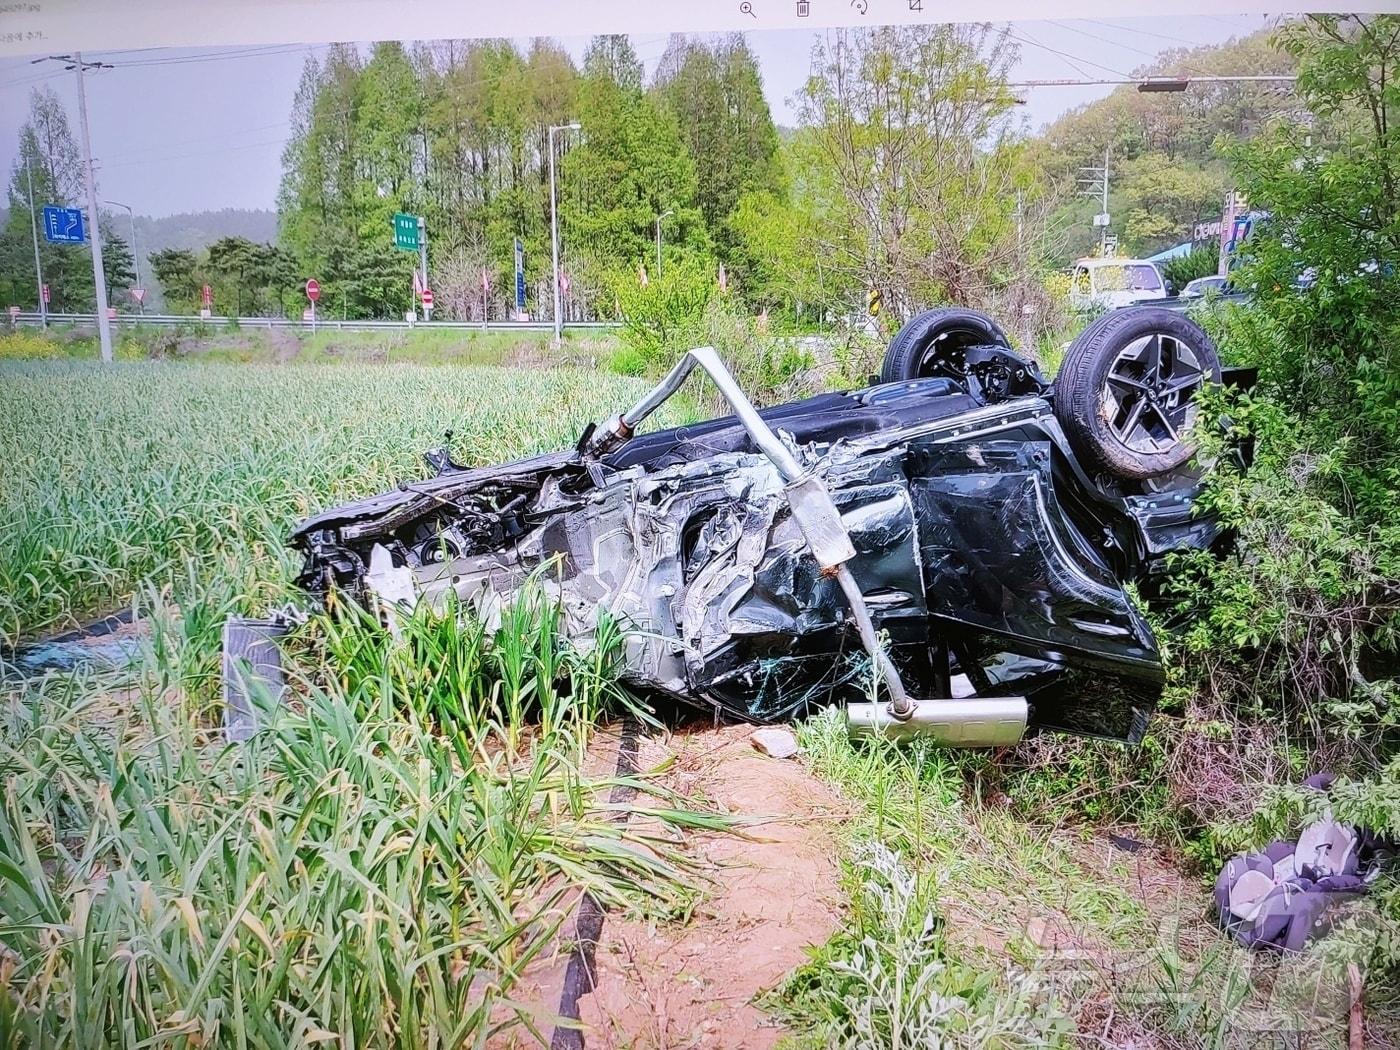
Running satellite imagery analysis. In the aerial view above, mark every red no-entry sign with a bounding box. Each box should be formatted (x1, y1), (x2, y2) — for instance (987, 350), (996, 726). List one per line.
(306, 278), (321, 302)
(421, 288), (434, 308)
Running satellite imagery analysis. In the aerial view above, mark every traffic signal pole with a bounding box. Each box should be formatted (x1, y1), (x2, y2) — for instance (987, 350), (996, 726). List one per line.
(73, 52), (113, 363)
(417, 215), (430, 321)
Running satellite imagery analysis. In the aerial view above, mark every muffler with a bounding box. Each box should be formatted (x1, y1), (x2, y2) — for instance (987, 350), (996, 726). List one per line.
(846, 696), (1028, 746)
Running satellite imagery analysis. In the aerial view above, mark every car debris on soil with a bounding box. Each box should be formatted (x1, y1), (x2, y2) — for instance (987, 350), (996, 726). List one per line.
(750, 727), (800, 759)
(1215, 773), (1395, 952)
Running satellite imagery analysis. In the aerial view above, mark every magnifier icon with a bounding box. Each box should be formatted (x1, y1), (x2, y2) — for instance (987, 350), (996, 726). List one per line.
(740, 1), (756, 16)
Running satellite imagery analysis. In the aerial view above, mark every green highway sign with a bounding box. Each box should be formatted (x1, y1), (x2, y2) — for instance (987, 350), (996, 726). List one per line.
(392, 212), (420, 251)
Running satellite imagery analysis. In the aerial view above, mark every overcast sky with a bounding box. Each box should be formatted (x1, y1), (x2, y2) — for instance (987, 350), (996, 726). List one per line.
(0, 15), (1274, 218)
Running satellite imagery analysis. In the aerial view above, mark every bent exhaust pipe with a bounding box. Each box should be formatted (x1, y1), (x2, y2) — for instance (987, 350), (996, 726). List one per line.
(846, 696), (1028, 746)
(584, 347), (915, 720)
(588, 347), (1025, 745)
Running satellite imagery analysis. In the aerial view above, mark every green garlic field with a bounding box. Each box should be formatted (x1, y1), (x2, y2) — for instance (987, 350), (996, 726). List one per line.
(0, 360), (667, 645)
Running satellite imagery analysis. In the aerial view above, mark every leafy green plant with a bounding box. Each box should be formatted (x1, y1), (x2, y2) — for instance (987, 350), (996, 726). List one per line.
(770, 839), (1071, 1048)
(611, 255), (719, 368)
(0, 592), (715, 1048)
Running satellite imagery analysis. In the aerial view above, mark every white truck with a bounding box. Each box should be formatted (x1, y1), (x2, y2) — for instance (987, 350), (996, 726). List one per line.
(1070, 258), (1169, 311)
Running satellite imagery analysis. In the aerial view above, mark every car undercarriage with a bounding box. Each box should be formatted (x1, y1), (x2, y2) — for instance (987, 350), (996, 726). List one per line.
(231, 306), (1241, 746)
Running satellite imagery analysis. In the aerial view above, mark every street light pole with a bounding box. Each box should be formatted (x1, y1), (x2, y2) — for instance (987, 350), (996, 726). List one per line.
(104, 199), (142, 314)
(655, 209), (673, 279)
(23, 151), (46, 328)
(548, 122), (581, 344)
(72, 53), (114, 363)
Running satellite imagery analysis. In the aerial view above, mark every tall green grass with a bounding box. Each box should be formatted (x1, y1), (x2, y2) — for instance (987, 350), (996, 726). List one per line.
(0, 594), (713, 1048)
(0, 360), (674, 645)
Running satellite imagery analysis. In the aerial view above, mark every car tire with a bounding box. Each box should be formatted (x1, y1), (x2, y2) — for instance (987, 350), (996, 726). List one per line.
(1054, 307), (1221, 480)
(880, 307), (1012, 384)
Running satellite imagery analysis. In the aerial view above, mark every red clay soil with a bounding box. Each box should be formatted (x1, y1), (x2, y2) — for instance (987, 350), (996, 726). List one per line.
(576, 723), (849, 1049)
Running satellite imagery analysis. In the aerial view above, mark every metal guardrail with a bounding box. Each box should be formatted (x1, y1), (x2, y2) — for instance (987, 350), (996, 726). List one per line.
(5, 312), (623, 333)
(8, 296), (1250, 336)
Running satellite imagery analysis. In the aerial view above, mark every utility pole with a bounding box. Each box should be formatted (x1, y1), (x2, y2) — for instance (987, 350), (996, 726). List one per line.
(105, 199), (142, 314)
(1078, 145), (1112, 257)
(548, 122), (580, 344)
(1100, 146), (1110, 257)
(655, 209), (673, 280)
(70, 53), (114, 361)
(23, 153), (46, 328)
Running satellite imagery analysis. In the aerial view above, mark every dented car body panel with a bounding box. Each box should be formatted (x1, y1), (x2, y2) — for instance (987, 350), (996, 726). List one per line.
(289, 343), (1230, 744)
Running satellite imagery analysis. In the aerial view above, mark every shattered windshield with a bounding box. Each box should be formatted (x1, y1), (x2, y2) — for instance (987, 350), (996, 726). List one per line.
(1096, 264), (1163, 292)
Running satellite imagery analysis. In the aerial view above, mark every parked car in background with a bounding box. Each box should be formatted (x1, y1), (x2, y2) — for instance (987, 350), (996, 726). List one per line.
(1070, 258), (1169, 311)
(1182, 275), (1232, 298)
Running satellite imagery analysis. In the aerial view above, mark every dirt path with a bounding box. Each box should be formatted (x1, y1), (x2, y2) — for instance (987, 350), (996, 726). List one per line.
(576, 724), (848, 1048)
(483, 724), (838, 1050)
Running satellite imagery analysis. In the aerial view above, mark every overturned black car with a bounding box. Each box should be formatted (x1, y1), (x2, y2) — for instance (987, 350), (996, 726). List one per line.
(278, 305), (1241, 746)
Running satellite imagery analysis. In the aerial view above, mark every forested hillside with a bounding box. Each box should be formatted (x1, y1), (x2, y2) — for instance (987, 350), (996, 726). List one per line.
(1035, 28), (1296, 263)
(134, 209), (277, 256)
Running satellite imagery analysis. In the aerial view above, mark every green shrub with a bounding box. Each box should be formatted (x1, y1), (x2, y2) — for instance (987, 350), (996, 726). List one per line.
(1167, 384), (1400, 750)
(605, 342), (649, 376)
(611, 255), (719, 369)
(610, 255), (818, 403)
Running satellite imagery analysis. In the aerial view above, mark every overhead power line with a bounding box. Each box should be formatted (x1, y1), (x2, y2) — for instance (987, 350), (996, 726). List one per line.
(1081, 19), (1203, 47)
(1004, 28), (1134, 81)
(1007, 74), (1298, 89)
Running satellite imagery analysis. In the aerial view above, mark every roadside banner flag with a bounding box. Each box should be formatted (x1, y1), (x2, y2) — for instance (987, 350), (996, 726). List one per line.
(639, 263), (649, 288)
(482, 268), (491, 291)
(560, 271), (570, 295)
(718, 262), (728, 294)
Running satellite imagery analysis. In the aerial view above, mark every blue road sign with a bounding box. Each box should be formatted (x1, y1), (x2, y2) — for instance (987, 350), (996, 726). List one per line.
(42, 205), (86, 244)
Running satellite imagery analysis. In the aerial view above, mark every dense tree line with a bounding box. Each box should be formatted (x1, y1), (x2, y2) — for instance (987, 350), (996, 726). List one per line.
(268, 30), (1053, 325)
(0, 26), (1305, 321)
(270, 34), (783, 322)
